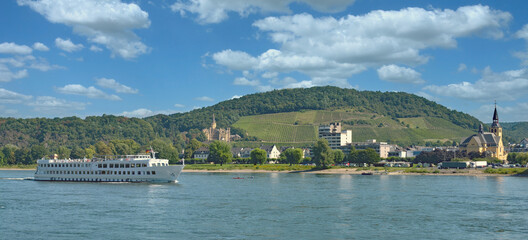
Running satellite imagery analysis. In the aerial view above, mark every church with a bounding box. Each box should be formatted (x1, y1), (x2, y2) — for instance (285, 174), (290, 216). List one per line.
(459, 105), (507, 162)
(202, 114), (231, 142)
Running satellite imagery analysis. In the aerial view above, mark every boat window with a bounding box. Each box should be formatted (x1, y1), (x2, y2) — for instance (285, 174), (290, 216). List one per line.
(103, 164), (107, 168)
(132, 171), (135, 175)
(109, 164), (114, 168)
(125, 164), (130, 168)
(152, 171), (156, 175)
(146, 171), (150, 175)
(131, 164), (135, 168)
(138, 171), (141, 175)
(142, 163), (147, 167)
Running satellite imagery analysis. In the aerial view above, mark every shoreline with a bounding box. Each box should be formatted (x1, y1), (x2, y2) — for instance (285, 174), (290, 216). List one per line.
(1, 167), (523, 177)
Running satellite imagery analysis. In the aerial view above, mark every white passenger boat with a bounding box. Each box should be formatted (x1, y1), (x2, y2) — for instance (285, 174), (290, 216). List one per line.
(34, 150), (184, 183)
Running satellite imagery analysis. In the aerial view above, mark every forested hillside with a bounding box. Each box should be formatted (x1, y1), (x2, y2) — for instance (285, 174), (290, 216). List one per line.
(0, 86), (482, 152)
(500, 122), (528, 143)
(146, 86), (481, 134)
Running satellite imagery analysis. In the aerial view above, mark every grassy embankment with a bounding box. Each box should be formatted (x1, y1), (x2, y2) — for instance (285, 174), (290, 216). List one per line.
(0, 164), (37, 169)
(484, 168), (528, 175)
(232, 109), (475, 146)
(184, 164), (313, 171)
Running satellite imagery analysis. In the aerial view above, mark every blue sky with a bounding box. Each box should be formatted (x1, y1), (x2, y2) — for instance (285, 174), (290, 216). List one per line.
(1, 0), (528, 123)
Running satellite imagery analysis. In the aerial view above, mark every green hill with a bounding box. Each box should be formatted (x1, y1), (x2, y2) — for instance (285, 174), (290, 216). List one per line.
(499, 122), (528, 144)
(0, 86), (484, 150)
(232, 110), (475, 146)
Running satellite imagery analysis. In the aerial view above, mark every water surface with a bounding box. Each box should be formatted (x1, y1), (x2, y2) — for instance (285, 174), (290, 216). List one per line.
(1, 170), (527, 239)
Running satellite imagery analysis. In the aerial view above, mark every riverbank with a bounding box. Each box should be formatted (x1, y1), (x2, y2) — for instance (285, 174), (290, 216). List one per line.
(3, 166), (527, 176)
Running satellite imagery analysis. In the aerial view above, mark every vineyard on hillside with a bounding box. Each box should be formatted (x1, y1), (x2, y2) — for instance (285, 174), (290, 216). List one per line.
(233, 110), (475, 146)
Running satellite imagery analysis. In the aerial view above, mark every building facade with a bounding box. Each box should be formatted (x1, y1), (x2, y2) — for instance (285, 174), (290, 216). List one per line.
(203, 114), (231, 142)
(459, 106), (507, 162)
(318, 122), (352, 149)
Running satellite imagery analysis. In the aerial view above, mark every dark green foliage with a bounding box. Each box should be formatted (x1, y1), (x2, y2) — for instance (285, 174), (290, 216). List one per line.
(282, 148), (303, 166)
(145, 86), (481, 136)
(250, 148), (267, 165)
(347, 148), (379, 165)
(333, 149), (345, 164)
(313, 139), (334, 168)
(208, 141), (232, 166)
(507, 153), (528, 165)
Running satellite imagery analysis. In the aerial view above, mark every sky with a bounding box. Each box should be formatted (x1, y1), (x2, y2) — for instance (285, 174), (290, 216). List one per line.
(1, 0), (528, 123)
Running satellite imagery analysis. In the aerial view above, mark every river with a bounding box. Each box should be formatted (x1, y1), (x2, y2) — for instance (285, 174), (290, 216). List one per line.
(1, 170), (527, 239)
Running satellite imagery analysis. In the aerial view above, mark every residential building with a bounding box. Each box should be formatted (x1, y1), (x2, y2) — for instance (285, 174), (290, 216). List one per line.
(193, 147), (210, 160)
(318, 122), (352, 149)
(351, 139), (392, 158)
(232, 147), (253, 158)
(260, 145), (281, 159)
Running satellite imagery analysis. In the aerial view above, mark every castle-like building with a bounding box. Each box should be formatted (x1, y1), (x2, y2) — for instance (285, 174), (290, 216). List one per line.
(203, 114), (231, 142)
(460, 105), (507, 162)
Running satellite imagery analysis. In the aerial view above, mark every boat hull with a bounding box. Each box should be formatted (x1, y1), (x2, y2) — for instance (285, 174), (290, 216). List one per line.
(34, 165), (184, 183)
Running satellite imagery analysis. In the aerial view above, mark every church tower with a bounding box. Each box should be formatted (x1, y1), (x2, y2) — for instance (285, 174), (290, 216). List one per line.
(490, 103), (502, 138)
(211, 113), (217, 129)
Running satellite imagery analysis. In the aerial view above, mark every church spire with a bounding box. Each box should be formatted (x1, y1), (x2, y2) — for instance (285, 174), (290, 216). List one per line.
(212, 113), (217, 129)
(491, 101), (500, 127)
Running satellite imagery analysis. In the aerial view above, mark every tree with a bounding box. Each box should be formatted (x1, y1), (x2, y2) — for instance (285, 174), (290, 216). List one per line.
(185, 138), (203, 159)
(85, 146), (96, 158)
(95, 141), (113, 156)
(313, 139), (334, 168)
(250, 148), (268, 165)
(357, 148), (380, 165)
(2, 145), (17, 165)
(208, 141), (232, 166)
(150, 138), (179, 162)
(15, 148), (31, 164)
(282, 148), (303, 166)
(70, 146), (86, 159)
(30, 144), (48, 161)
(57, 146), (71, 159)
(333, 149), (345, 164)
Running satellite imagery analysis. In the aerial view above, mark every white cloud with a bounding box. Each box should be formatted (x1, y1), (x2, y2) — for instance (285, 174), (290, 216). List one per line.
(95, 77), (138, 94)
(233, 77), (260, 86)
(458, 63), (467, 72)
(425, 67), (528, 102)
(55, 38), (84, 52)
(213, 5), (510, 90)
(29, 96), (87, 112)
(231, 95), (242, 99)
(0, 64), (28, 82)
(174, 103), (185, 108)
(195, 96), (213, 101)
(90, 45), (103, 52)
(18, 0), (151, 59)
(32, 42), (49, 51)
(212, 50), (258, 71)
(377, 65), (424, 84)
(0, 88), (32, 103)
(515, 24), (528, 65)
(171, 0), (356, 24)
(56, 84), (121, 100)
(471, 103), (528, 123)
(119, 108), (178, 118)
(0, 42), (32, 55)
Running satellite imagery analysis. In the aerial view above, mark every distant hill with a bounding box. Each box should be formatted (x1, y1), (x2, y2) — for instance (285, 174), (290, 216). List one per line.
(499, 122), (528, 144)
(0, 86), (483, 150)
